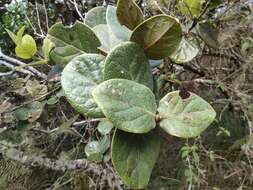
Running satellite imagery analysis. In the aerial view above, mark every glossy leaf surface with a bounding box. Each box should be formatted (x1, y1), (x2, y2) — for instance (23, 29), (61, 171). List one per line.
(116, 0), (144, 30)
(15, 35), (37, 59)
(130, 15), (182, 59)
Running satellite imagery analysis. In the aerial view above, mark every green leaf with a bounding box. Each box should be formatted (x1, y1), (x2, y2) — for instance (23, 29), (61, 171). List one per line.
(85, 6), (107, 28)
(169, 38), (199, 63)
(47, 22), (101, 65)
(177, 0), (203, 17)
(42, 38), (54, 60)
(85, 136), (110, 162)
(92, 24), (122, 53)
(198, 22), (219, 49)
(92, 79), (157, 133)
(111, 129), (160, 189)
(103, 42), (153, 90)
(61, 54), (105, 117)
(158, 91), (216, 138)
(97, 119), (114, 135)
(6, 29), (18, 45)
(116, 0), (144, 30)
(130, 15), (183, 59)
(16, 26), (25, 44)
(106, 5), (131, 41)
(15, 34), (37, 59)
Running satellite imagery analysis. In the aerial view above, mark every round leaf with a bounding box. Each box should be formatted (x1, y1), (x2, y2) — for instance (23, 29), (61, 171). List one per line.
(116, 0), (144, 30)
(92, 24), (122, 53)
(103, 42), (153, 90)
(61, 54), (105, 117)
(15, 35), (37, 59)
(48, 22), (101, 65)
(85, 6), (107, 28)
(112, 129), (160, 189)
(158, 91), (216, 138)
(130, 15), (183, 59)
(106, 5), (131, 41)
(169, 38), (199, 63)
(92, 79), (157, 133)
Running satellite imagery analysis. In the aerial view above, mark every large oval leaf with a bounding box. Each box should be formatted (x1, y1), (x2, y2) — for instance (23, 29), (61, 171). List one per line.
(61, 54), (105, 117)
(116, 0), (144, 30)
(130, 15), (183, 59)
(103, 42), (153, 90)
(112, 129), (160, 189)
(169, 38), (199, 63)
(92, 24), (122, 53)
(85, 6), (107, 28)
(158, 91), (216, 138)
(106, 5), (131, 41)
(48, 22), (101, 65)
(92, 79), (157, 133)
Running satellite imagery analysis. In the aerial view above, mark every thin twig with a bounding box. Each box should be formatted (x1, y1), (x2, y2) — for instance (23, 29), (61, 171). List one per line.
(0, 51), (47, 79)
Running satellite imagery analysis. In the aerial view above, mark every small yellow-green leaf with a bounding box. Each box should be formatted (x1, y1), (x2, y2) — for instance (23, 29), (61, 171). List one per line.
(103, 42), (153, 90)
(169, 38), (199, 63)
(42, 38), (54, 60)
(130, 15), (183, 59)
(116, 0), (144, 30)
(16, 26), (26, 44)
(15, 35), (37, 59)
(85, 6), (107, 28)
(92, 79), (157, 133)
(177, 0), (204, 17)
(112, 129), (160, 189)
(158, 91), (216, 138)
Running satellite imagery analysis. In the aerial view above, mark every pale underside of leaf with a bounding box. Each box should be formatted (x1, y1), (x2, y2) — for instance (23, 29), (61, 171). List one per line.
(106, 5), (132, 41)
(85, 6), (107, 28)
(92, 24), (122, 53)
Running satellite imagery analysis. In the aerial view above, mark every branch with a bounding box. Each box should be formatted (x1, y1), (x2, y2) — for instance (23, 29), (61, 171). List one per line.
(0, 146), (122, 188)
(0, 51), (47, 79)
